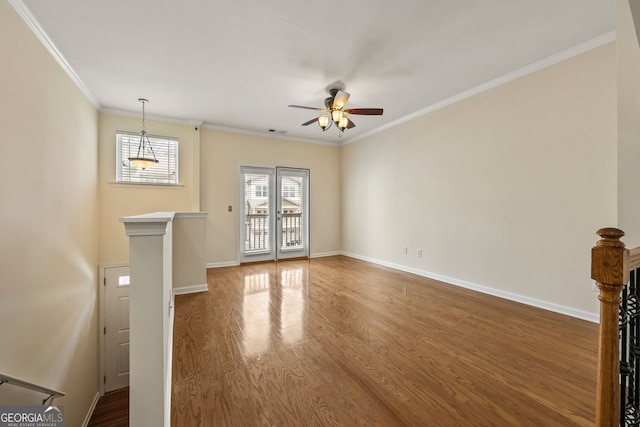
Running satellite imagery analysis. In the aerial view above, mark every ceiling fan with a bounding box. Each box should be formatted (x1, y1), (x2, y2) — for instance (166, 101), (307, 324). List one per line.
(288, 88), (383, 136)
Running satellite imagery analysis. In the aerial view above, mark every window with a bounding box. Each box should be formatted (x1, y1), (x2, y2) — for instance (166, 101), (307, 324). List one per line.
(255, 185), (268, 197)
(282, 185), (296, 198)
(116, 132), (178, 184)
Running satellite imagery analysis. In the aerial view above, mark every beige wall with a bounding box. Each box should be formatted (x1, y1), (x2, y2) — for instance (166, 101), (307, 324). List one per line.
(0, 3), (100, 426)
(200, 129), (341, 264)
(98, 113), (200, 265)
(618, 0), (640, 247)
(341, 43), (616, 317)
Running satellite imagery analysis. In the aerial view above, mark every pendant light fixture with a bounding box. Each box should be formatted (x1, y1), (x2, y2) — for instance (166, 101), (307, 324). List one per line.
(128, 98), (159, 169)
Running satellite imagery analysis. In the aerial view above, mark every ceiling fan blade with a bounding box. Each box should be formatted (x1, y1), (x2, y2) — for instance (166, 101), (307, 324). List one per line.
(346, 117), (356, 129)
(288, 104), (324, 111)
(343, 108), (384, 115)
(332, 91), (350, 110)
(301, 117), (320, 126)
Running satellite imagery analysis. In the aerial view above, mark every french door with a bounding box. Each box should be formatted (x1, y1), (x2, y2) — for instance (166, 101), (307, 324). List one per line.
(240, 166), (309, 262)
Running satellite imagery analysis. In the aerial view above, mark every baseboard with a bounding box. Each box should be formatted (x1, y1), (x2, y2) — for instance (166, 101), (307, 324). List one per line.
(208, 252), (344, 266)
(310, 251), (342, 258)
(207, 252), (341, 265)
(173, 283), (208, 295)
(341, 252), (599, 324)
(207, 261), (241, 269)
(81, 391), (100, 427)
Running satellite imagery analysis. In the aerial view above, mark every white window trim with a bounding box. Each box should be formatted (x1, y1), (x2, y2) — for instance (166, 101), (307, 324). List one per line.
(116, 131), (180, 185)
(108, 182), (185, 189)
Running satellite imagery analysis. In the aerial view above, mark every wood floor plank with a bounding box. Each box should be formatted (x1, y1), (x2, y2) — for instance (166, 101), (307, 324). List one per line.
(87, 388), (128, 426)
(171, 256), (598, 426)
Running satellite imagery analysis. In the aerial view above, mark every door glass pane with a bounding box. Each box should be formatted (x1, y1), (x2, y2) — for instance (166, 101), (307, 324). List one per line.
(280, 174), (303, 250)
(244, 173), (271, 252)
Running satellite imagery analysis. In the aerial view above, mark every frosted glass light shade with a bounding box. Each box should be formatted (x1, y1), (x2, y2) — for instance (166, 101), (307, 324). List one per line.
(129, 157), (158, 169)
(338, 116), (349, 130)
(318, 115), (329, 130)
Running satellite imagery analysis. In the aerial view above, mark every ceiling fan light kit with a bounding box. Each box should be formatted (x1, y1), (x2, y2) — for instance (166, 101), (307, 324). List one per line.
(331, 109), (343, 123)
(128, 98), (159, 169)
(289, 88), (383, 137)
(318, 115), (330, 130)
(338, 116), (349, 131)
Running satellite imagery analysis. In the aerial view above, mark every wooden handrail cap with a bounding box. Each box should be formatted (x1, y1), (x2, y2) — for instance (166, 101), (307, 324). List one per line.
(596, 228), (626, 248)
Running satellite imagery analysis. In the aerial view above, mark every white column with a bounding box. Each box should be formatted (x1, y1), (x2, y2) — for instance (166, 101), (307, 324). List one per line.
(120, 212), (174, 427)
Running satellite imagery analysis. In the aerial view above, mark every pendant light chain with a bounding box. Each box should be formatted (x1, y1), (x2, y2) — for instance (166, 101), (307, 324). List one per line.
(139, 98), (157, 159)
(128, 98), (159, 169)
(141, 98), (147, 133)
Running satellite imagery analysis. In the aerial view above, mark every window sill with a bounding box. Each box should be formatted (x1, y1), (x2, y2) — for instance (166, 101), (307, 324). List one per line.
(109, 182), (185, 189)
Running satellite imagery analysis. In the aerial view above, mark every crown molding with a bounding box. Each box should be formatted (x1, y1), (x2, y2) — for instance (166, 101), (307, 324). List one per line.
(101, 108), (338, 146)
(345, 30), (616, 146)
(9, 0), (101, 110)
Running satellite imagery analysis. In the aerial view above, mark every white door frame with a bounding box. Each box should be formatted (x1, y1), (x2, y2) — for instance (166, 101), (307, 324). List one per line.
(99, 263), (129, 396)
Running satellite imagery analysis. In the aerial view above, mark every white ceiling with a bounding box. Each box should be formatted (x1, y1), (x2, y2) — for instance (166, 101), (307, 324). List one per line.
(16, 0), (614, 145)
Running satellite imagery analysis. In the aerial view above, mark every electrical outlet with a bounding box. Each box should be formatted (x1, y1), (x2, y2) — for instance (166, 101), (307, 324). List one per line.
(228, 205), (233, 212)
(417, 249), (423, 257)
(403, 247), (408, 255)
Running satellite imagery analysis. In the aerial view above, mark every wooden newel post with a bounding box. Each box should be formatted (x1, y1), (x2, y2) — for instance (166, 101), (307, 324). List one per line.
(592, 227), (629, 426)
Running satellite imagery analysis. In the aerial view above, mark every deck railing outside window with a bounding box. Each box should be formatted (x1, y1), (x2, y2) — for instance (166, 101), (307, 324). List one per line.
(245, 214), (269, 251)
(245, 213), (302, 251)
(281, 213), (302, 248)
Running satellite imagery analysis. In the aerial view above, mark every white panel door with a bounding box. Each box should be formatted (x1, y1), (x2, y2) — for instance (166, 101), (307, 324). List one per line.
(104, 266), (130, 392)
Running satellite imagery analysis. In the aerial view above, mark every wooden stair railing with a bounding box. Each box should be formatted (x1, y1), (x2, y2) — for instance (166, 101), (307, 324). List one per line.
(592, 228), (628, 426)
(591, 228), (640, 426)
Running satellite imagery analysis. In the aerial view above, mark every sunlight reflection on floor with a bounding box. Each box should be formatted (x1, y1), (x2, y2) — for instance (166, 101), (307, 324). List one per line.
(242, 263), (308, 355)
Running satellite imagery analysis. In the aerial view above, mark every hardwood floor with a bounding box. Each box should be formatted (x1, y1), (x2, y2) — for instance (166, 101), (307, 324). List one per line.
(171, 256), (599, 426)
(87, 388), (128, 426)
